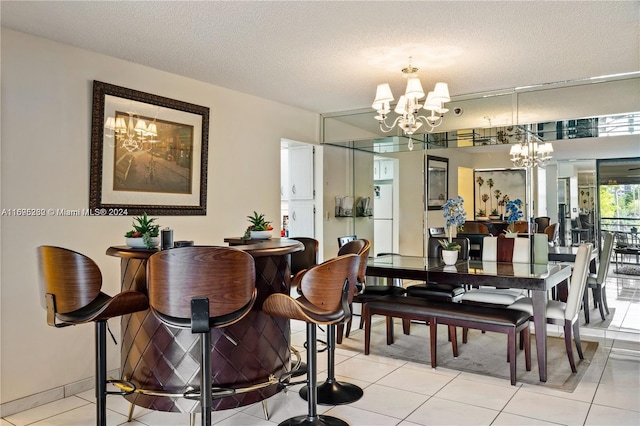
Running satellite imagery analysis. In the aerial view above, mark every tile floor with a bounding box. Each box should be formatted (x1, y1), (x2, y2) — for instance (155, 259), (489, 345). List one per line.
(3, 273), (640, 426)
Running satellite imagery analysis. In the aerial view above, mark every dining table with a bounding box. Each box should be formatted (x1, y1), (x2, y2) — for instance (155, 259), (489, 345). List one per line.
(365, 255), (572, 382)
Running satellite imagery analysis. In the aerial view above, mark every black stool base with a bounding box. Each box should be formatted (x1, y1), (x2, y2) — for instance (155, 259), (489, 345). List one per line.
(299, 380), (364, 405)
(279, 414), (349, 426)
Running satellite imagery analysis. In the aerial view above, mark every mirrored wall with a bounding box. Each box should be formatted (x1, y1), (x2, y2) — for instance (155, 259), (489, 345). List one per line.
(322, 74), (640, 256)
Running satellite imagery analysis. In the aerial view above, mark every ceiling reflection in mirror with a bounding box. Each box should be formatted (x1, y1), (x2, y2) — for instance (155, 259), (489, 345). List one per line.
(322, 74), (639, 154)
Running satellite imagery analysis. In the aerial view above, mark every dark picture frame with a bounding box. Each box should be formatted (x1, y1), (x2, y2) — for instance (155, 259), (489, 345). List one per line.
(90, 81), (209, 215)
(427, 155), (449, 210)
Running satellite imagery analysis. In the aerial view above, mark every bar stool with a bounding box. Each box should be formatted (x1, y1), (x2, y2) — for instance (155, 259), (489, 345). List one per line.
(288, 237), (320, 378)
(263, 254), (359, 426)
(37, 246), (149, 426)
(300, 240), (366, 406)
(147, 246), (257, 426)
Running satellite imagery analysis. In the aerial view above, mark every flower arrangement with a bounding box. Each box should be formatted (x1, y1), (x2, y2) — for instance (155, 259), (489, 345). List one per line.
(505, 199), (523, 225)
(441, 196), (466, 250)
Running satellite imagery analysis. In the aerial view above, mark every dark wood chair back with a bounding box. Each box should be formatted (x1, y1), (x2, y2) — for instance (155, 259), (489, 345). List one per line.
(544, 223), (559, 243)
(289, 237), (319, 276)
(148, 246), (256, 325)
(462, 222), (490, 234)
(37, 246), (102, 314)
(508, 221), (531, 233)
(298, 254), (360, 314)
(337, 239), (370, 299)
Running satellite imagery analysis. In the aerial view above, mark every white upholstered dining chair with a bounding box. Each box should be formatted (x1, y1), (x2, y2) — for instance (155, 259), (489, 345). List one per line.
(508, 243), (592, 373)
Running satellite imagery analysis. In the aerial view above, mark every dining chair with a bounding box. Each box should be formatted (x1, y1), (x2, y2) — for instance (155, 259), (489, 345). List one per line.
(289, 237), (319, 277)
(507, 221), (531, 234)
(544, 223), (559, 245)
(37, 246), (149, 426)
(508, 243), (592, 373)
(429, 227), (447, 238)
(584, 232), (614, 322)
(339, 241), (408, 340)
(461, 237), (529, 306)
(147, 246), (257, 426)
(535, 216), (551, 232)
(338, 239), (387, 341)
(337, 235), (357, 248)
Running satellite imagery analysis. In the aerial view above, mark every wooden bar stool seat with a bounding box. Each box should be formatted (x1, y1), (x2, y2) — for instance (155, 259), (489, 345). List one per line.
(37, 246), (149, 426)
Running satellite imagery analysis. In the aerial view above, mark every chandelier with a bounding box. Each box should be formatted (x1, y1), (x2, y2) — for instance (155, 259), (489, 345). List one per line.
(509, 140), (554, 168)
(104, 112), (158, 152)
(372, 59), (450, 149)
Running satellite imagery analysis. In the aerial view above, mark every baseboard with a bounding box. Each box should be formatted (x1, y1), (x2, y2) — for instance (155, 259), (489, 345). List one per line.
(0, 368), (119, 417)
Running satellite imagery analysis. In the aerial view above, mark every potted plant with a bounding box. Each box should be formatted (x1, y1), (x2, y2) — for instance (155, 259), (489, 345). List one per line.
(244, 211), (274, 239)
(441, 196), (466, 265)
(489, 208), (500, 220)
(476, 209), (488, 221)
(124, 212), (160, 249)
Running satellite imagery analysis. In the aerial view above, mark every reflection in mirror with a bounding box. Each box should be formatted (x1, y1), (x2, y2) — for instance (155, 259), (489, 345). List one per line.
(323, 75), (639, 259)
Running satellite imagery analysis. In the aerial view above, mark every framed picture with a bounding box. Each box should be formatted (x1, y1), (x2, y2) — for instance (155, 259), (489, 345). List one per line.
(473, 168), (527, 220)
(427, 155), (448, 210)
(90, 81), (209, 215)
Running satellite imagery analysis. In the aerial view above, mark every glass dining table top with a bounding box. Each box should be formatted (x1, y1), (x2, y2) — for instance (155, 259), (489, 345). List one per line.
(368, 254), (561, 278)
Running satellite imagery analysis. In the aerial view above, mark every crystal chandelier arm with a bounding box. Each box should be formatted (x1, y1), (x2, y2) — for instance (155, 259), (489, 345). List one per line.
(377, 114), (404, 133)
(416, 113), (443, 132)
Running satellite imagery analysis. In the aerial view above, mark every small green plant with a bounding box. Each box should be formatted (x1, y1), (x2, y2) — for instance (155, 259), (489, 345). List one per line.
(243, 211), (274, 239)
(491, 208), (499, 216)
(477, 209), (486, 217)
(246, 211), (273, 231)
(438, 239), (461, 251)
(124, 212), (160, 248)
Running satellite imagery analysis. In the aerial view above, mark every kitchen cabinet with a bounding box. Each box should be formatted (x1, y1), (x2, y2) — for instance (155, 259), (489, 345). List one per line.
(288, 145), (314, 200)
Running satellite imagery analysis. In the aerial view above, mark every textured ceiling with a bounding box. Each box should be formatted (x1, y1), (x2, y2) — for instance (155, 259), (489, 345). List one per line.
(1, 1), (639, 114)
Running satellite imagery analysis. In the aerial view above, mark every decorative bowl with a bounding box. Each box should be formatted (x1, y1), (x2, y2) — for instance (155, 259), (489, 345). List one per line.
(250, 230), (272, 240)
(126, 237), (160, 248)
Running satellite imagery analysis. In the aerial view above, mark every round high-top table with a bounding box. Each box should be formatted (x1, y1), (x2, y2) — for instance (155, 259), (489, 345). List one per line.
(106, 238), (303, 413)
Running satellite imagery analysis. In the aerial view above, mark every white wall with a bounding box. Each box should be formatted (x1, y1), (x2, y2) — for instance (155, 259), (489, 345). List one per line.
(0, 29), (319, 405)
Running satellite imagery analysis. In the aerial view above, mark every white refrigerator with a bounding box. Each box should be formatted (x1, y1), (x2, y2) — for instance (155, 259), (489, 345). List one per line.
(373, 183), (393, 256)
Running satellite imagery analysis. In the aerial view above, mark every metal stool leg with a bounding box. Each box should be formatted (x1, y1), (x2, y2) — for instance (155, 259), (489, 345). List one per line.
(299, 324), (363, 405)
(96, 321), (107, 426)
(200, 331), (212, 426)
(279, 323), (348, 426)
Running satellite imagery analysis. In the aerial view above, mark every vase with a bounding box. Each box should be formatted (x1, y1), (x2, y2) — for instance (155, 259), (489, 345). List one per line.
(125, 236), (160, 249)
(489, 215), (501, 220)
(250, 230), (272, 239)
(442, 249), (458, 265)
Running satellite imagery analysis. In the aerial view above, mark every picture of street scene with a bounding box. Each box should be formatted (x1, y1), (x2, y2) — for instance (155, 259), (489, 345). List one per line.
(112, 113), (194, 194)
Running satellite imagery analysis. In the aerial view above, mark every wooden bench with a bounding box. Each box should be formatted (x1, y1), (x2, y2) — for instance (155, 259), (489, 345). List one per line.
(363, 295), (531, 385)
